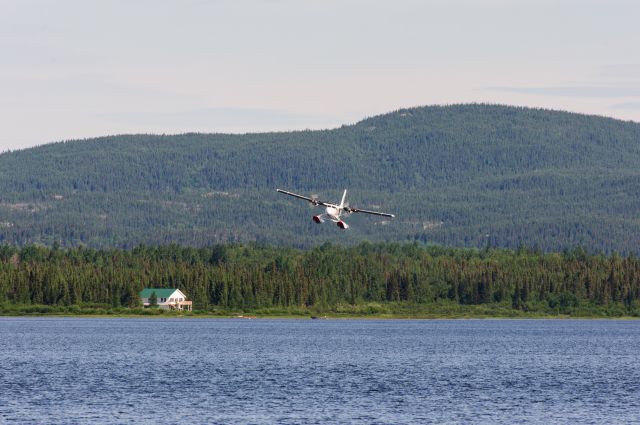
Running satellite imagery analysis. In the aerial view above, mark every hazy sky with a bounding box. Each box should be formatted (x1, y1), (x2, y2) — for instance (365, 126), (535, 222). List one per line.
(1, 0), (639, 151)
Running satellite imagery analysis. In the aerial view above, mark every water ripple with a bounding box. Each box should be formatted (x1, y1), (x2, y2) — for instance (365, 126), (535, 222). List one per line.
(1, 318), (639, 424)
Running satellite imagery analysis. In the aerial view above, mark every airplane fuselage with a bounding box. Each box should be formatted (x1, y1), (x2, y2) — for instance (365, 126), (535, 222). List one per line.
(325, 205), (341, 221)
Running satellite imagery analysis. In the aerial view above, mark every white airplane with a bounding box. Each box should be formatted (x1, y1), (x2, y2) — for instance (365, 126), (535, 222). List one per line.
(276, 188), (395, 229)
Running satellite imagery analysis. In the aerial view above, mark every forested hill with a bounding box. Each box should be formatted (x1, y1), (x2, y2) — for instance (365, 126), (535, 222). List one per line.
(1, 104), (640, 252)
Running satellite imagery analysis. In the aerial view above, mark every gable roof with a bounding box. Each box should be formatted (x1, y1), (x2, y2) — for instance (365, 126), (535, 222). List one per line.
(139, 288), (181, 299)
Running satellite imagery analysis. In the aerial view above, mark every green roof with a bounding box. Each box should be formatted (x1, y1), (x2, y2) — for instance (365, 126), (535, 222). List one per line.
(139, 288), (179, 298)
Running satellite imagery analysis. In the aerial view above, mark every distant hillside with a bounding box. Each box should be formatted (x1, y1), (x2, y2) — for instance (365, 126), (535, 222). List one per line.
(1, 104), (640, 253)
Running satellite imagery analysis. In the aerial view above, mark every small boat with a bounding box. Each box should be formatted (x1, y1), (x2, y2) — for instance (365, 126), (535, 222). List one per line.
(311, 315), (328, 320)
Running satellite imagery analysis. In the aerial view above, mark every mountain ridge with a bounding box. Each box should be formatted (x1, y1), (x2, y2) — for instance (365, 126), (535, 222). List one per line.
(1, 104), (640, 252)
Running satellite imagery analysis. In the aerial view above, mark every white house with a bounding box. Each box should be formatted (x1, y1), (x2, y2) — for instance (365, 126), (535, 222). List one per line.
(140, 288), (192, 311)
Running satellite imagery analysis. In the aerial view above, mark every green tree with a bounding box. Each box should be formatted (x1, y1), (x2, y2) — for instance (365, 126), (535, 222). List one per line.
(149, 291), (158, 307)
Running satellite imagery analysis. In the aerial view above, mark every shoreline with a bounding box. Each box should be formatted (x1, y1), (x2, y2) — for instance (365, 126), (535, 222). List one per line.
(2, 312), (638, 320)
(3, 301), (638, 320)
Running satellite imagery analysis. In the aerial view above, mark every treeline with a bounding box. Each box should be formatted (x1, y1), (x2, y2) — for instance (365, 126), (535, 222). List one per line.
(1, 243), (639, 316)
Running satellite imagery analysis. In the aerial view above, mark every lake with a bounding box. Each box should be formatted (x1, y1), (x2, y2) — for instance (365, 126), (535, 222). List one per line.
(1, 318), (639, 424)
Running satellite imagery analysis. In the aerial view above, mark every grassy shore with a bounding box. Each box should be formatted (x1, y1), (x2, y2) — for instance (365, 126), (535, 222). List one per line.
(1, 302), (638, 319)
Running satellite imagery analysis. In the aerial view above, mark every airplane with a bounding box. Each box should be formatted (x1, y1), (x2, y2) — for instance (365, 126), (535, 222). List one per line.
(276, 188), (395, 229)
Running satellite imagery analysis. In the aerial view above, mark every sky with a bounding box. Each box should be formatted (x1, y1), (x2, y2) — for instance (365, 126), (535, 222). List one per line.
(1, 0), (639, 151)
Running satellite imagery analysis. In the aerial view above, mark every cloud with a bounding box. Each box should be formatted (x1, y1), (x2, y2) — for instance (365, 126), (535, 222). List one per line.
(97, 107), (342, 132)
(486, 86), (640, 98)
(598, 64), (640, 80)
(610, 102), (640, 110)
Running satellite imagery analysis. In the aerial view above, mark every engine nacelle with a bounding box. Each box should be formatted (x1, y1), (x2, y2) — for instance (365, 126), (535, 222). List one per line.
(312, 215), (324, 224)
(336, 221), (349, 229)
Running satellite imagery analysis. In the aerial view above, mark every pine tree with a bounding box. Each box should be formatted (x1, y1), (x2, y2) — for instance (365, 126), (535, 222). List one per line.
(149, 291), (158, 307)
(512, 283), (521, 310)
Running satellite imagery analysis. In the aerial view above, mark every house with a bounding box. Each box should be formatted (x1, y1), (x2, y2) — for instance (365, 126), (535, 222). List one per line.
(140, 288), (192, 311)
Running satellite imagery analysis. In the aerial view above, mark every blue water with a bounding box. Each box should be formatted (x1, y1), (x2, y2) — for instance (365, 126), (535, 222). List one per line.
(1, 318), (639, 424)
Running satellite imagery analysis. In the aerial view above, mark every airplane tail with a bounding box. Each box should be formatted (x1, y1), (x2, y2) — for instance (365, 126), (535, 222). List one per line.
(339, 189), (347, 209)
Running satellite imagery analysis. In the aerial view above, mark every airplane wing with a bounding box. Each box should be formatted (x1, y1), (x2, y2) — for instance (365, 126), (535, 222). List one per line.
(347, 207), (395, 218)
(276, 189), (331, 207)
